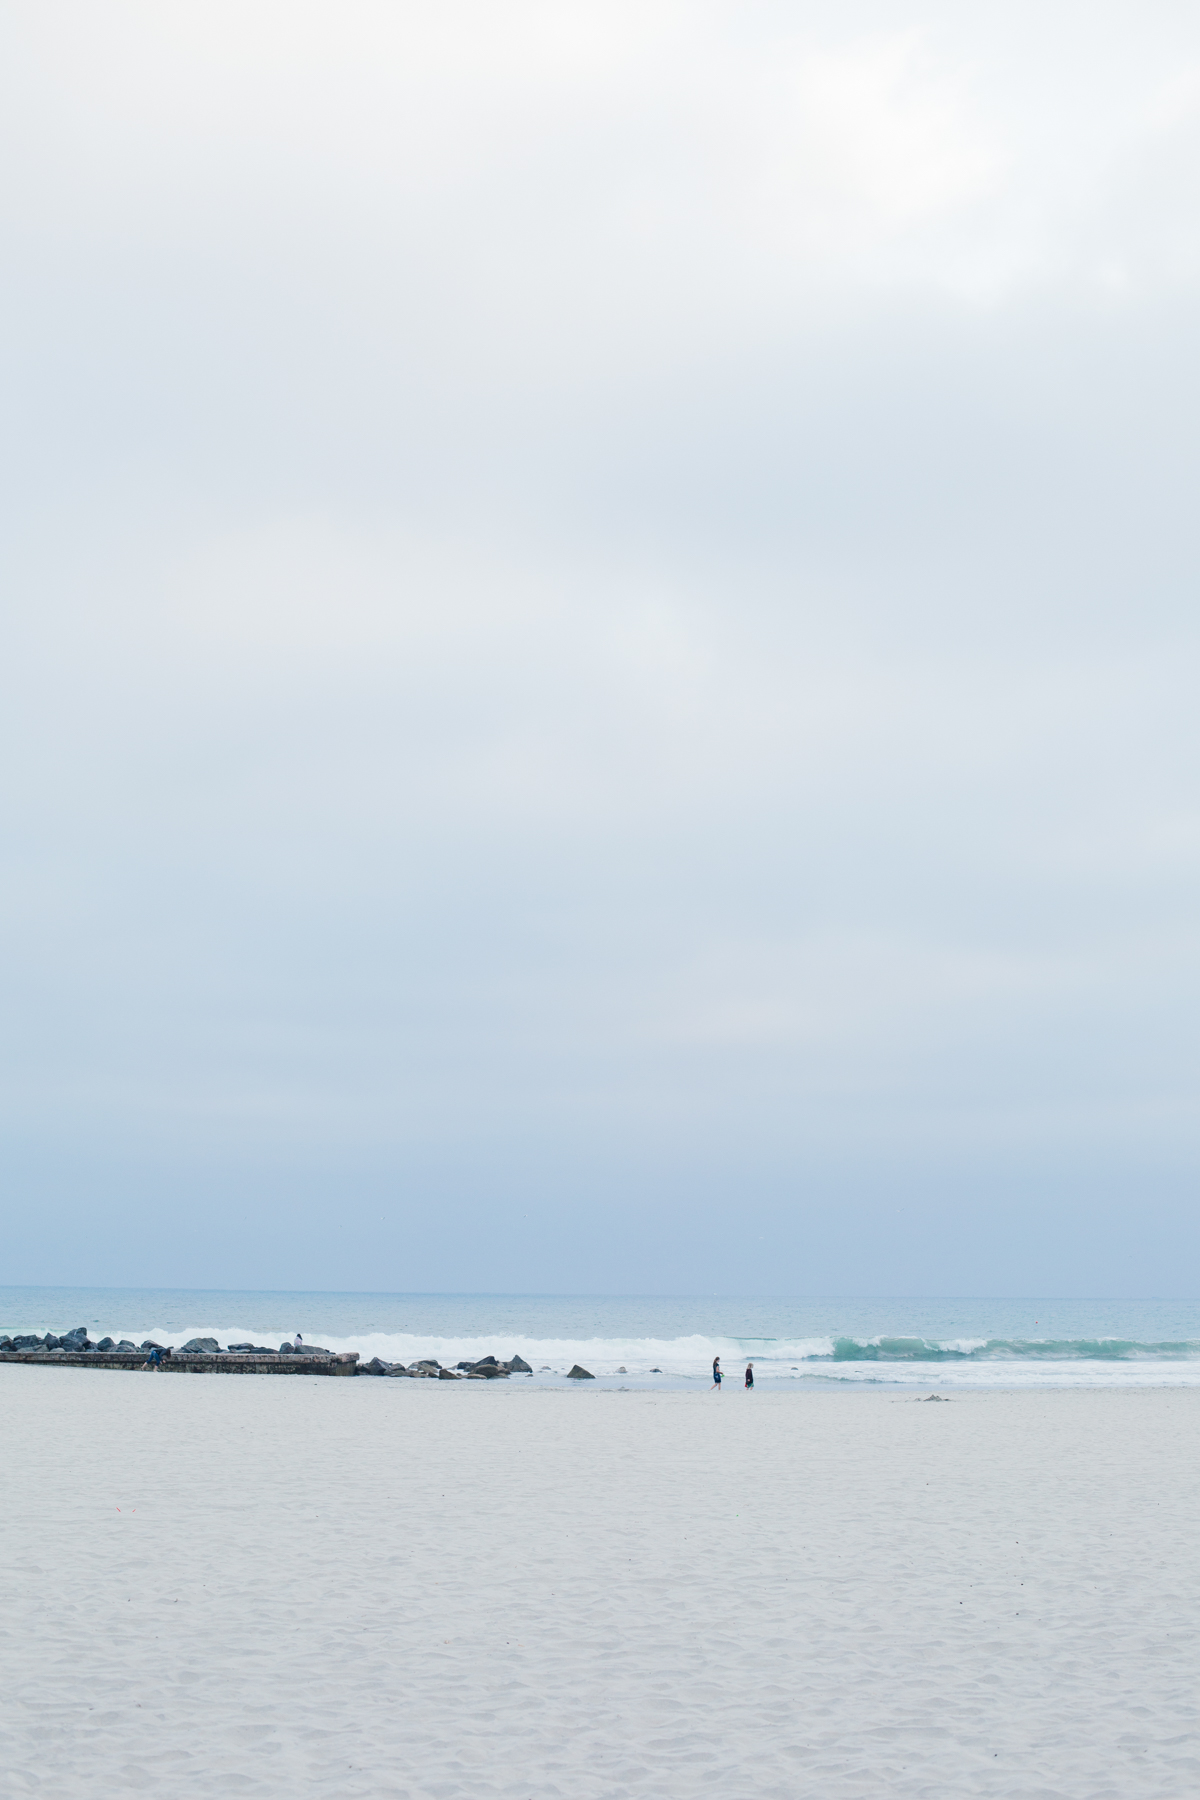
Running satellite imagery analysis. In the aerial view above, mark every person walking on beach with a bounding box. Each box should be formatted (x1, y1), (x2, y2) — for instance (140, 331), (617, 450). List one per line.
(711, 1356), (723, 1390)
(744, 1362), (754, 1389)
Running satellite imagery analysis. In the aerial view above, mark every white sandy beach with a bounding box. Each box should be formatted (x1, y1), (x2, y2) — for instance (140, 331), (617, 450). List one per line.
(0, 1371), (1195, 1799)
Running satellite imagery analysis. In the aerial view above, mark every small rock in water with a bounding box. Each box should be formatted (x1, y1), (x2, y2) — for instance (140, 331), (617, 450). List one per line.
(617, 1366), (627, 1374)
(508, 1355), (533, 1374)
(650, 1367), (662, 1373)
(566, 1365), (595, 1380)
(181, 1338), (220, 1354)
(438, 1368), (461, 1380)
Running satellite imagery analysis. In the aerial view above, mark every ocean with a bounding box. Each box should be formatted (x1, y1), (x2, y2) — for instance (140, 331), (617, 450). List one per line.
(3, 1289), (1200, 1388)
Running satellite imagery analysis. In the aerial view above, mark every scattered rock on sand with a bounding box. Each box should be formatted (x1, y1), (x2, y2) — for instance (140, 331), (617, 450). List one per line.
(566, 1365), (595, 1380)
(920, 1394), (952, 1402)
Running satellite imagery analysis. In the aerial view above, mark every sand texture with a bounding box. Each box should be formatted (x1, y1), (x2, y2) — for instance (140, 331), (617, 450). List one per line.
(0, 1372), (1196, 1798)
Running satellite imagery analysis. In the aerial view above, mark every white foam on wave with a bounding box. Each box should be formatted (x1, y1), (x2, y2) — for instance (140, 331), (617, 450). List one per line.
(77, 1324), (1200, 1386)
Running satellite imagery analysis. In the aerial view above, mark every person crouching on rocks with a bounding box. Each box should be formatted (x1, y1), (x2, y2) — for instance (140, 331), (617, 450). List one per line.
(142, 1347), (161, 1371)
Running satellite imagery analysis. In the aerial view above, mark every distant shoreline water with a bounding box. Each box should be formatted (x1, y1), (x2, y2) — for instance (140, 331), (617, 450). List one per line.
(3, 1289), (1200, 1388)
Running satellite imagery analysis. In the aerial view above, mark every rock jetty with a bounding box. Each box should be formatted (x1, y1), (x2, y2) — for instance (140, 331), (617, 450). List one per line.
(0, 1332), (590, 1382)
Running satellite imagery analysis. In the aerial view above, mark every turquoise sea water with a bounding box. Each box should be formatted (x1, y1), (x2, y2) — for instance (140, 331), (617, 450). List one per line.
(3, 1290), (1200, 1387)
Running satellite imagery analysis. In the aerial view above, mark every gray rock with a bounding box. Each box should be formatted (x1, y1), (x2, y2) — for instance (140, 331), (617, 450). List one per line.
(507, 1355), (533, 1373)
(96, 1337), (116, 1351)
(921, 1394), (952, 1402)
(386, 1365), (413, 1376)
(227, 1342), (256, 1351)
(360, 1357), (391, 1375)
(0, 1336), (12, 1350)
(438, 1367), (461, 1380)
(279, 1342), (297, 1354)
(12, 1335), (43, 1350)
(140, 1340), (164, 1352)
(117, 1341), (138, 1351)
(43, 1334), (61, 1350)
(471, 1355), (498, 1368)
(566, 1365), (595, 1379)
(617, 1366), (627, 1373)
(181, 1337), (220, 1354)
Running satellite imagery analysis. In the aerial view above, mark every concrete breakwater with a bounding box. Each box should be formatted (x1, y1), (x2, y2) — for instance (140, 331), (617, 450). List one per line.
(0, 1330), (575, 1379)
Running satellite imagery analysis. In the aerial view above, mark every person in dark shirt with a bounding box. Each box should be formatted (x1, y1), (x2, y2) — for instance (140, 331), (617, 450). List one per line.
(711, 1356), (723, 1390)
(744, 1362), (754, 1388)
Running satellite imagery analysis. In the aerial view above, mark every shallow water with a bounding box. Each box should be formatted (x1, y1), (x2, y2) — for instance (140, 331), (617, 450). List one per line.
(3, 1289), (1200, 1387)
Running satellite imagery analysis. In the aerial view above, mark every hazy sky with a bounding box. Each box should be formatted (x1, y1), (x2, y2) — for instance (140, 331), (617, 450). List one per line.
(4, 1), (1200, 1294)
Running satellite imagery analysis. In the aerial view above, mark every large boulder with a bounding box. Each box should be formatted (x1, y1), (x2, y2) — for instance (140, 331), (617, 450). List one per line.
(507, 1355), (533, 1374)
(566, 1365), (595, 1380)
(0, 1336), (12, 1350)
(42, 1334), (61, 1350)
(12, 1335), (43, 1350)
(96, 1337), (116, 1351)
(181, 1337), (220, 1353)
(60, 1328), (89, 1350)
(386, 1365), (412, 1377)
(117, 1340), (138, 1351)
(140, 1340), (165, 1353)
(437, 1367), (461, 1380)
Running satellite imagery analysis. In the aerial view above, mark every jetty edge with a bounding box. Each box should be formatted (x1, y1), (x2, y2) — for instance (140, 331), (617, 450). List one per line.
(0, 1331), (540, 1379)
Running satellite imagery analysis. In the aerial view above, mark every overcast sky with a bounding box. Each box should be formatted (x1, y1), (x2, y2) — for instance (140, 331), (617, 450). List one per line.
(3, 1), (1200, 1295)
